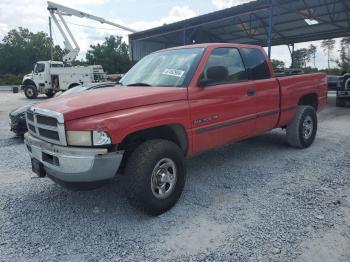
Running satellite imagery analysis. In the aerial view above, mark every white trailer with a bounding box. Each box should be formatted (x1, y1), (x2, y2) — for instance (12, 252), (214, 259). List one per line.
(21, 1), (135, 99)
(22, 61), (106, 99)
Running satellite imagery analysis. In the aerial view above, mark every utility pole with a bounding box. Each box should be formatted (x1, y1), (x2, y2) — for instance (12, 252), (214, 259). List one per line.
(49, 16), (53, 60)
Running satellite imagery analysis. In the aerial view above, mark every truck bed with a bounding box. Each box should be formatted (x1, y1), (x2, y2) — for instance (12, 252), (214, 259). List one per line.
(276, 73), (328, 127)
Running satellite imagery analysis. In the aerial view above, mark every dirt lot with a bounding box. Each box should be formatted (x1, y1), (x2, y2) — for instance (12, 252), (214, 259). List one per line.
(0, 91), (349, 262)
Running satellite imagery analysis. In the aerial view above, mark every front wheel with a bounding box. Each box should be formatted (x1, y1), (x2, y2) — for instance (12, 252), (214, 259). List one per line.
(24, 85), (38, 99)
(286, 105), (317, 148)
(124, 139), (186, 215)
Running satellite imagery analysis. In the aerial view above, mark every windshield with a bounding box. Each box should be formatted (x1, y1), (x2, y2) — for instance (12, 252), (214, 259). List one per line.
(120, 48), (204, 87)
(34, 63), (45, 73)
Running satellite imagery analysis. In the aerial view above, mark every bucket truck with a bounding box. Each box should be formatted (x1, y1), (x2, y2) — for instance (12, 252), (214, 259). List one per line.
(21, 1), (136, 99)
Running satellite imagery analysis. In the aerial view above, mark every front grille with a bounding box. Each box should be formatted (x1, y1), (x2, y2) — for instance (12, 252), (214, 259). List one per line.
(38, 128), (60, 140)
(26, 108), (66, 146)
(37, 115), (58, 126)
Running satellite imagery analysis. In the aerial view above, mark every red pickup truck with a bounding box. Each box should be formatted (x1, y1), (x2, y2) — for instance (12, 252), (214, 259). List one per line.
(24, 43), (327, 215)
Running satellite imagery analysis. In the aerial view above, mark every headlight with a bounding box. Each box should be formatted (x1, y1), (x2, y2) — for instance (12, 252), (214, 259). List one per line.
(66, 131), (111, 146)
(66, 131), (92, 146)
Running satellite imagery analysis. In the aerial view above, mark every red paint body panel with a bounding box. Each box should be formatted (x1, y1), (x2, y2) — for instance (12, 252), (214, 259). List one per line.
(33, 43), (327, 157)
(35, 86), (188, 121)
(276, 73), (328, 127)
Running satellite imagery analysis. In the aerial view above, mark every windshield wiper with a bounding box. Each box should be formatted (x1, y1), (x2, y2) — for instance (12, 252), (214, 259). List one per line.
(127, 82), (151, 86)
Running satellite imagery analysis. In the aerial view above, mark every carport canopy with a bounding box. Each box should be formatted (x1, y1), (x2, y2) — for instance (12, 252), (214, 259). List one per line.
(128, 0), (350, 62)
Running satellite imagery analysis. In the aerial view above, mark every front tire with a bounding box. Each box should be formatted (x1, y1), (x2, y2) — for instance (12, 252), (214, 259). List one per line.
(124, 139), (186, 216)
(24, 85), (38, 99)
(286, 105), (317, 148)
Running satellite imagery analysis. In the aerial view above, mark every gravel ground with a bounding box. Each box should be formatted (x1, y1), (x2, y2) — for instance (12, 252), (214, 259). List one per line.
(0, 91), (349, 262)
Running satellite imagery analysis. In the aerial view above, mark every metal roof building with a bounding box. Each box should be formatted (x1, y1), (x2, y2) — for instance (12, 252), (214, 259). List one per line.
(128, 0), (350, 62)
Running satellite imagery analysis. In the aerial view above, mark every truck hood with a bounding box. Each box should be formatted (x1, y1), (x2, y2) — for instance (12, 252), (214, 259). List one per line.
(34, 86), (188, 121)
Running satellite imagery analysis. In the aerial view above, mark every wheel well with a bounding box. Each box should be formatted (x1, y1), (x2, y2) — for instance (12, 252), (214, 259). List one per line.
(298, 93), (318, 110)
(68, 83), (80, 89)
(118, 124), (188, 153)
(117, 125), (188, 173)
(23, 79), (36, 88)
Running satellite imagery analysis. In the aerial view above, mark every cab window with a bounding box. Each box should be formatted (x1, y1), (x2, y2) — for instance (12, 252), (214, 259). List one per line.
(240, 48), (271, 80)
(34, 63), (45, 73)
(200, 48), (247, 86)
(50, 64), (63, 68)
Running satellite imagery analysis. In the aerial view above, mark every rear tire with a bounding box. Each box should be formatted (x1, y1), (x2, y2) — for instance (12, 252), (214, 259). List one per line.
(286, 105), (317, 148)
(24, 85), (38, 99)
(124, 139), (186, 216)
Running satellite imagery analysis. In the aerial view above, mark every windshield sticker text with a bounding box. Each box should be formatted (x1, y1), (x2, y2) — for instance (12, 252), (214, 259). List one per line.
(162, 69), (185, 78)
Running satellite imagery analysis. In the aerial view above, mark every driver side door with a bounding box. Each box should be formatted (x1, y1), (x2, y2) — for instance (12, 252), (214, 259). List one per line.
(189, 47), (257, 154)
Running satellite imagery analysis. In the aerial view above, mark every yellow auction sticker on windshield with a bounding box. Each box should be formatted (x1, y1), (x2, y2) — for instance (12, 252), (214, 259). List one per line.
(162, 69), (185, 78)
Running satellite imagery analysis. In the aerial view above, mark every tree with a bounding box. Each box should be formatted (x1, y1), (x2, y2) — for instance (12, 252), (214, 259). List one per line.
(308, 44), (317, 68)
(86, 35), (131, 74)
(336, 37), (350, 73)
(271, 59), (285, 69)
(321, 39), (336, 69)
(0, 27), (64, 75)
(292, 48), (311, 68)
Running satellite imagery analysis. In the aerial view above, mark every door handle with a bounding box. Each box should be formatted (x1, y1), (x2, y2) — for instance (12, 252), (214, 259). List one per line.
(247, 88), (256, 96)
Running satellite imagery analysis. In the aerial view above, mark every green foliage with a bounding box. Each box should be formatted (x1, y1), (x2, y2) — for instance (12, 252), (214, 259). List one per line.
(271, 59), (285, 69)
(0, 74), (23, 85)
(292, 48), (312, 68)
(335, 37), (350, 72)
(0, 27), (64, 75)
(308, 44), (317, 68)
(321, 39), (336, 69)
(319, 68), (343, 76)
(303, 67), (319, 74)
(86, 35), (131, 74)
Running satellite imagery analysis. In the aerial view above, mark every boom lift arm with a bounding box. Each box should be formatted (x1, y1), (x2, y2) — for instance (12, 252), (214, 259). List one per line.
(47, 1), (136, 63)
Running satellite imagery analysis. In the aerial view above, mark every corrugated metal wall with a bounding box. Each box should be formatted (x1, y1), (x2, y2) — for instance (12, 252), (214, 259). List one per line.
(129, 40), (169, 62)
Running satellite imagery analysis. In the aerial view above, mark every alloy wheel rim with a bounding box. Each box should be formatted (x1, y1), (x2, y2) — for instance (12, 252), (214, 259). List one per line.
(303, 115), (313, 139)
(26, 89), (33, 96)
(151, 158), (177, 199)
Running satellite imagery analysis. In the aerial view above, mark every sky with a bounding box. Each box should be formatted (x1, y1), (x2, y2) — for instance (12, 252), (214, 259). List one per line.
(0, 0), (343, 69)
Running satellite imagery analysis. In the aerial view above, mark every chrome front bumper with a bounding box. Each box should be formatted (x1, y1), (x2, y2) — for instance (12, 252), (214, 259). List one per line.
(24, 133), (123, 182)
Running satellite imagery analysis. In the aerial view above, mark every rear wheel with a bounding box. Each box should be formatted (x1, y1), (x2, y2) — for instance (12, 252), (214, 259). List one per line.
(124, 139), (186, 215)
(24, 85), (38, 99)
(286, 105), (317, 148)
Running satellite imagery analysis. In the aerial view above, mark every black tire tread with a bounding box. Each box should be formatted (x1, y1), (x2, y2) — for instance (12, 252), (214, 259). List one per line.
(286, 105), (317, 149)
(24, 85), (38, 99)
(124, 139), (186, 216)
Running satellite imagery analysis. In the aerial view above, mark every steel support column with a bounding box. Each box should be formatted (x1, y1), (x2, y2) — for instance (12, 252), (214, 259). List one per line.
(267, 0), (273, 58)
(183, 27), (186, 45)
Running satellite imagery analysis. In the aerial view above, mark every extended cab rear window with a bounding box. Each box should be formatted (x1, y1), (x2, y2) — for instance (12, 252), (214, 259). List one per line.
(240, 48), (271, 80)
